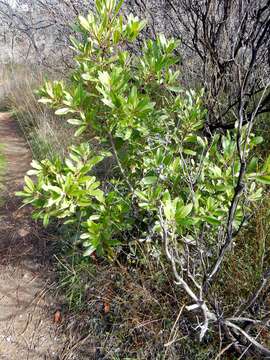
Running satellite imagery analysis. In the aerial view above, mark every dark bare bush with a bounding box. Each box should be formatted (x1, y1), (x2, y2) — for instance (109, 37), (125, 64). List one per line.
(127, 0), (270, 131)
(0, 0), (94, 69)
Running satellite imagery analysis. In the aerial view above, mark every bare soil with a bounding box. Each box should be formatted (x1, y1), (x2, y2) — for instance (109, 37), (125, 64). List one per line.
(0, 113), (63, 359)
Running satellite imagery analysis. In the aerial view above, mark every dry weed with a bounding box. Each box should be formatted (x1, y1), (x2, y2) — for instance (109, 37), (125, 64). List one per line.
(0, 64), (73, 159)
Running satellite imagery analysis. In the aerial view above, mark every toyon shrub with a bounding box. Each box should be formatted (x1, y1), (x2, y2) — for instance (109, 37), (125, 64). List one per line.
(18, 0), (270, 353)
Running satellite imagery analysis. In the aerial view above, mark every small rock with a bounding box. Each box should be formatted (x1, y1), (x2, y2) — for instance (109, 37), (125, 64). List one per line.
(6, 336), (12, 343)
(18, 228), (30, 238)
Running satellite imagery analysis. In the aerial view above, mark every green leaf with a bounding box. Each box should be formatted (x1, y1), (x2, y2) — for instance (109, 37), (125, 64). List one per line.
(27, 169), (39, 176)
(142, 176), (158, 185)
(184, 135), (197, 143)
(98, 71), (110, 88)
(43, 213), (50, 227)
(16, 191), (31, 198)
(255, 175), (270, 185)
(31, 160), (42, 170)
(197, 136), (206, 147)
(88, 155), (104, 169)
(38, 98), (53, 104)
(79, 15), (91, 32)
(263, 155), (270, 173)
(163, 197), (177, 221)
(90, 189), (105, 203)
(80, 233), (90, 240)
(24, 176), (35, 191)
(65, 159), (75, 171)
(167, 86), (182, 92)
(135, 190), (148, 202)
(247, 157), (258, 172)
(162, 190), (171, 203)
(176, 203), (193, 220)
(67, 118), (82, 126)
(114, 0), (124, 16)
(251, 136), (263, 145)
(75, 125), (87, 136)
(55, 108), (72, 115)
(183, 148), (197, 156)
(83, 245), (97, 257)
(204, 216), (221, 226)
(89, 214), (100, 221)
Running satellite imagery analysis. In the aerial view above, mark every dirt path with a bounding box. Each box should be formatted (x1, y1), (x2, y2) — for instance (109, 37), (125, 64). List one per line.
(0, 113), (63, 359)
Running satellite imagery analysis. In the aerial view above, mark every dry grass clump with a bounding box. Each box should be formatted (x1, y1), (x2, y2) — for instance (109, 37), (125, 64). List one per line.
(211, 196), (270, 356)
(56, 265), (186, 359)
(51, 242), (221, 360)
(216, 197), (270, 309)
(0, 64), (73, 159)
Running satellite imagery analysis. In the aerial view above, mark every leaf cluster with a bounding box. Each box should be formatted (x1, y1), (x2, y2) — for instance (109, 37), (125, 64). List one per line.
(19, 0), (270, 260)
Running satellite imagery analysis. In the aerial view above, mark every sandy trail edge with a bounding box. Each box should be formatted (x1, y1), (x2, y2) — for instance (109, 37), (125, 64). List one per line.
(0, 113), (63, 360)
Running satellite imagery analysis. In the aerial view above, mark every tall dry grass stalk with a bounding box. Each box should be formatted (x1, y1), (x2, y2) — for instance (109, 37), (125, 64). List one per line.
(0, 64), (73, 160)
